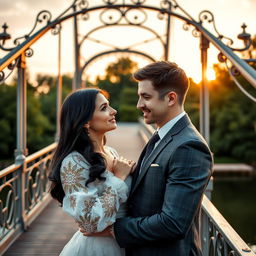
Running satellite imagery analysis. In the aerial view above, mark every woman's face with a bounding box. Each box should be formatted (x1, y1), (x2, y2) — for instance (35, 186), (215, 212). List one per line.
(88, 93), (117, 133)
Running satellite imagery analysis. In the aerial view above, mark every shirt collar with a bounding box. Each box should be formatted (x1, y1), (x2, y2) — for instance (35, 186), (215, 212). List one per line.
(157, 111), (186, 140)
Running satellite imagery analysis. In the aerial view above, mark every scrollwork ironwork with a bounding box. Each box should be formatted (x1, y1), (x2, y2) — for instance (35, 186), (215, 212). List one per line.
(124, 8), (147, 25)
(182, 22), (190, 31)
(82, 13), (90, 21)
(0, 167), (20, 241)
(77, 0), (89, 10)
(4, 188), (16, 230)
(160, 0), (170, 10)
(218, 52), (227, 63)
(131, 0), (146, 5)
(102, 0), (118, 5)
(99, 6), (148, 25)
(0, 71), (5, 83)
(51, 24), (62, 35)
(199, 10), (234, 46)
(192, 28), (200, 38)
(181, 22), (200, 38)
(231, 65), (241, 76)
(25, 48), (34, 58)
(14, 11), (52, 46)
(157, 12), (165, 20)
(224, 61), (256, 103)
(7, 60), (17, 70)
(0, 59), (19, 84)
(100, 8), (123, 25)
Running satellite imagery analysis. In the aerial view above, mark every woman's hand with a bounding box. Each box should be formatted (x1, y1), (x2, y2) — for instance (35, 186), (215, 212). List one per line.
(112, 157), (136, 180)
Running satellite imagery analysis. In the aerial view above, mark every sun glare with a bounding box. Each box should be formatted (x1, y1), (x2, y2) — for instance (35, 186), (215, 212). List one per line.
(190, 67), (216, 84)
(207, 68), (216, 81)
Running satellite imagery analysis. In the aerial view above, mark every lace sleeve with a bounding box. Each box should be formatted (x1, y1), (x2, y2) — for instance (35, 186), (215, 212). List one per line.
(60, 153), (128, 233)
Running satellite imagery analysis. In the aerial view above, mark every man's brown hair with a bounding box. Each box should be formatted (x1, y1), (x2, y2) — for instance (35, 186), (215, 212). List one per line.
(133, 61), (189, 104)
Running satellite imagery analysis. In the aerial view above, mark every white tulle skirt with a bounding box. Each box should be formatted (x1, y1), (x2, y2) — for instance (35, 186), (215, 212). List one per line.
(59, 230), (125, 256)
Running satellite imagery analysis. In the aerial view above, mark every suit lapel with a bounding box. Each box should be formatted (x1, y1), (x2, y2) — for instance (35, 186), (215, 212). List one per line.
(130, 114), (191, 196)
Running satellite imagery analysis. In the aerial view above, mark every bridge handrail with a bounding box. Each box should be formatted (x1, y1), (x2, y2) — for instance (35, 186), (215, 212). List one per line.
(0, 142), (57, 255)
(138, 119), (255, 256)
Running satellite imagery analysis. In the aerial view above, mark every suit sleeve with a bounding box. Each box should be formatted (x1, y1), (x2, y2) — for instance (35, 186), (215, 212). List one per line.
(114, 140), (213, 247)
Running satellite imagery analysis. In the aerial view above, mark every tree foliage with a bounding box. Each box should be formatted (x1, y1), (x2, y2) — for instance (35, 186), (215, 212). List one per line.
(92, 57), (140, 121)
(0, 55), (255, 166)
(0, 75), (72, 166)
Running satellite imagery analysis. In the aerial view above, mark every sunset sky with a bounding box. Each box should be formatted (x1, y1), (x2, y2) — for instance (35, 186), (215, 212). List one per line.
(0, 0), (255, 84)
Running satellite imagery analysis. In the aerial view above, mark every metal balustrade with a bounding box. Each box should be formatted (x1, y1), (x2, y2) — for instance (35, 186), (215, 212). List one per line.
(0, 142), (56, 254)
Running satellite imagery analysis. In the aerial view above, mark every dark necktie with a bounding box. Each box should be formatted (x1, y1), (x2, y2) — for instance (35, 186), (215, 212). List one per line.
(143, 132), (160, 161)
(132, 132), (160, 181)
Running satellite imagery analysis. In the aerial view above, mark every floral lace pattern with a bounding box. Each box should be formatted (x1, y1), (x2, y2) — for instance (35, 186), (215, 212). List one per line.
(83, 197), (97, 217)
(61, 161), (87, 194)
(100, 186), (117, 218)
(69, 195), (77, 210)
(77, 215), (100, 233)
(60, 151), (128, 233)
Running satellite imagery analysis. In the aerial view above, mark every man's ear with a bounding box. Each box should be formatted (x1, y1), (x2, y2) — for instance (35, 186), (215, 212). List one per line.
(166, 91), (177, 106)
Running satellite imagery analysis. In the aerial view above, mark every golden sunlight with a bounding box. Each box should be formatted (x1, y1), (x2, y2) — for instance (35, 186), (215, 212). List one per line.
(207, 68), (216, 81)
(190, 67), (216, 84)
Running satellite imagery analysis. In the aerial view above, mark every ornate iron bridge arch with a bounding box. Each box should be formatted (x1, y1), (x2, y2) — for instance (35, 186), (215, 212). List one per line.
(0, 0), (255, 146)
(80, 49), (156, 82)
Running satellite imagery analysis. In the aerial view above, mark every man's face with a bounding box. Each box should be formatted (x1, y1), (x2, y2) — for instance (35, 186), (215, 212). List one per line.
(136, 80), (170, 128)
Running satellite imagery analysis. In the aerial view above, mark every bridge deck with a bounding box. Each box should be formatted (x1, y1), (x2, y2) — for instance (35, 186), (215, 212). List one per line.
(3, 123), (144, 256)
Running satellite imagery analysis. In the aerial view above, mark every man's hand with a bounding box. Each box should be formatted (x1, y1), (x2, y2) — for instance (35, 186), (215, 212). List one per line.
(80, 225), (114, 237)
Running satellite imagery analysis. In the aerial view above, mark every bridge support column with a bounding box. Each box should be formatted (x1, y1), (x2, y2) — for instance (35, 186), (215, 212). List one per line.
(200, 34), (210, 145)
(15, 53), (27, 161)
(200, 35), (213, 203)
(15, 53), (27, 231)
(56, 29), (62, 140)
(72, 7), (81, 91)
(164, 2), (172, 61)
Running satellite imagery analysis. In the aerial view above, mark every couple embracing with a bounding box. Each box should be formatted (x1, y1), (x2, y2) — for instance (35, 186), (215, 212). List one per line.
(49, 61), (213, 256)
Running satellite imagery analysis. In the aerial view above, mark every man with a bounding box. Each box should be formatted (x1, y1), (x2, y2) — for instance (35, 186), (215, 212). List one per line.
(84, 61), (213, 256)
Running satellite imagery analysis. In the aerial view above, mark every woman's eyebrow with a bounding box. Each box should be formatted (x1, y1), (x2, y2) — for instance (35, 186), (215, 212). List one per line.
(99, 101), (109, 108)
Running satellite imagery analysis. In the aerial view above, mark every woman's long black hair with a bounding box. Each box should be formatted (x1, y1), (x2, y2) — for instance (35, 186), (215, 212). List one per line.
(48, 88), (106, 205)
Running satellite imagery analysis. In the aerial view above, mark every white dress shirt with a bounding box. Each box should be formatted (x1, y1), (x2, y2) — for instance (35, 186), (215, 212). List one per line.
(155, 111), (186, 147)
(140, 111), (186, 173)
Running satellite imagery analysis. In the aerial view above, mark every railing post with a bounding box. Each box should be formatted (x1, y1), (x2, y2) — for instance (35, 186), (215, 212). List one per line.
(200, 34), (210, 145)
(56, 29), (62, 140)
(15, 53), (27, 231)
(164, 2), (172, 61)
(72, 5), (81, 91)
(201, 210), (209, 256)
(200, 35), (213, 203)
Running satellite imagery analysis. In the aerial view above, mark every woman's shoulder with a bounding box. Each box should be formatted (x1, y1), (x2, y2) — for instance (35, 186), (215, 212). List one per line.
(61, 151), (90, 169)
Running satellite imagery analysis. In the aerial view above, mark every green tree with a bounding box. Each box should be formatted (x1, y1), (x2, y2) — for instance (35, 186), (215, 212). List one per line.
(209, 64), (256, 164)
(0, 74), (72, 166)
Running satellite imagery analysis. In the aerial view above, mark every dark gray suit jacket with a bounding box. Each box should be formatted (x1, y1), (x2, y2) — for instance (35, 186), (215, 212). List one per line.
(114, 114), (213, 256)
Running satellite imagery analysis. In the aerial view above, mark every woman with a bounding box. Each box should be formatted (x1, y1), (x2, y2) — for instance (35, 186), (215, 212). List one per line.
(48, 88), (134, 256)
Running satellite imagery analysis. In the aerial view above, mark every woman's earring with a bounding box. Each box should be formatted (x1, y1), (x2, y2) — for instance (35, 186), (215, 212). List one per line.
(84, 123), (89, 129)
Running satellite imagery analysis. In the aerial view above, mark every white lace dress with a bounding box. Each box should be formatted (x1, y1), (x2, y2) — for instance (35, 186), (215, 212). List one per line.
(59, 149), (131, 256)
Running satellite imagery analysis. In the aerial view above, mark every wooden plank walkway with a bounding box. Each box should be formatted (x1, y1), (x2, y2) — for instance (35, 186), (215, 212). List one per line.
(3, 123), (144, 256)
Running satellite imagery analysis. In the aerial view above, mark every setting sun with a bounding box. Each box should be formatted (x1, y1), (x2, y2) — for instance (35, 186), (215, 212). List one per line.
(191, 67), (216, 84)
(207, 68), (216, 81)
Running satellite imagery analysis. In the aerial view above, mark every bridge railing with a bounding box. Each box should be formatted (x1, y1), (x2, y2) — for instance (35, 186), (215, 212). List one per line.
(138, 118), (255, 256)
(0, 142), (56, 254)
